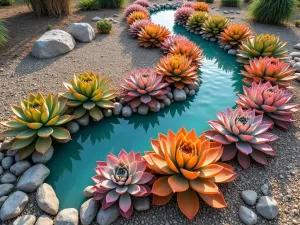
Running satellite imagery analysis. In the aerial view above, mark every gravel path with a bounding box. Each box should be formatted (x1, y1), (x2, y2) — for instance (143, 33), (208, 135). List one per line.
(0, 1), (300, 225)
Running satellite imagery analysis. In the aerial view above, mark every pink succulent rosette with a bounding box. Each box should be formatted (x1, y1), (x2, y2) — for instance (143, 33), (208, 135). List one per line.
(134, 0), (150, 8)
(129, 19), (153, 38)
(160, 34), (189, 54)
(92, 149), (154, 219)
(236, 82), (299, 130)
(174, 7), (195, 25)
(124, 4), (149, 18)
(205, 107), (279, 169)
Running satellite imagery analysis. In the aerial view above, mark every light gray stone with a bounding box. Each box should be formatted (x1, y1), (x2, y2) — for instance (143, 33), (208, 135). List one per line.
(32, 147), (54, 164)
(2, 157), (14, 170)
(96, 203), (120, 225)
(113, 102), (123, 116)
(187, 82), (200, 92)
(239, 206), (257, 225)
(80, 199), (100, 225)
(241, 190), (257, 206)
(67, 23), (95, 42)
(1, 172), (17, 184)
(290, 52), (300, 58)
(294, 43), (300, 50)
(92, 17), (102, 22)
(163, 98), (171, 106)
(256, 196), (279, 219)
(133, 196), (150, 211)
(0, 196), (8, 207)
(138, 104), (149, 115)
(150, 103), (161, 112)
(83, 186), (95, 198)
(294, 57), (300, 62)
(188, 90), (196, 96)
(10, 161), (31, 176)
(228, 49), (237, 55)
(66, 121), (80, 134)
(12, 215), (36, 225)
(261, 184), (269, 196)
(0, 166), (3, 175)
(36, 183), (59, 215)
(17, 164), (50, 193)
(183, 86), (189, 94)
(0, 184), (14, 197)
(167, 92), (173, 99)
(223, 11), (229, 14)
(173, 88), (186, 101)
(0, 191), (29, 221)
(77, 113), (90, 126)
(224, 44), (232, 51)
(55, 208), (78, 225)
(122, 106), (132, 117)
(32, 30), (75, 58)
(293, 62), (300, 72)
(210, 37), (216, 42)
(103, 109), (112, 117)
(35, 215), (53, 225)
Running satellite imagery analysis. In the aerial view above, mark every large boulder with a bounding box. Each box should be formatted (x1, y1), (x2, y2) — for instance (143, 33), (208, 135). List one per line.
(17, 164), (50, 192)
(32, 30), (76, 59)
(0, 191), (29, 221)
(55, 208), (78, 225)
(67, 23), (95, 42)
(36, 183), (59, 215)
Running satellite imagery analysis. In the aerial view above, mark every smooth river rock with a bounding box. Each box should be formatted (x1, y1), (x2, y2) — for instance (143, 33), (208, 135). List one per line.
(83, 186), (95, 198)
(10, 161), (31, 176)
(12, 215), (36, 225)
(1, 156), (14, 170)
(55, 208), (79, 225)
(36, 183), (59, 215)
(80, 199), (100, 225)
(1, 172), (17, 184)
(256, 196), (279, 219)
(0, 196), (8, 207)
(133, 196), (150, 211)
(67, 23), (95, 42)
(173, 88), (187, 101)
(0, 184), (14, 197)
(241, 190), (257, 206)
(32, 147), (54, 164)
(35, 215), (54, 225)
(239, 206), (258, 225)
(96, 203), (120, 225)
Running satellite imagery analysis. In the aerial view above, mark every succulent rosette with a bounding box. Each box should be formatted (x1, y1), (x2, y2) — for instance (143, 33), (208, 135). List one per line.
(120, 68), (169, 108)
(219, 24), (252, 49)
(236, 82), (299, 130)
(240, 57), (296, 88)
(138, 24), (170, 48)
(1, 93), (73, 160)
(202, 15), (229, 38)
(192, 2), (209, 12)
(174, 7), (195, 25)
(160, 34), (189, 54)
(169, 41), (203, 67)
(129, 19), (153, 38)
(60, 72), (117, 121)
(156, 54), (198, 89)
(127, 11), (149, 25)
(143, 127), (237, 220)
(92, 149), (154, 219)
(182, 2), (194, 8)
(205, 107), (279, 169)
(134, 0), (150, 7)
(124, 4), (149, 18)
(186, 11), (209, 32)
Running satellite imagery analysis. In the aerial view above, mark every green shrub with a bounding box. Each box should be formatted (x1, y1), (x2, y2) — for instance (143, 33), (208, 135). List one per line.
(0, 20), (8, 47)
(244, 0), (251, 2)
(97, 0), (126, 8)
(79, 0), (99, 10)
(97, 19), (112, 33)
(250, 0), (294, 24)
(0, 0), (14, 6)
(197, 0), (214, 2)
(221, 0), (241, 7)
(296, 20), (300, 27)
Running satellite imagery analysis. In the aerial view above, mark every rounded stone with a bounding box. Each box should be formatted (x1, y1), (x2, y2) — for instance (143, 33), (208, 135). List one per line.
(228, 49), (237, 55)
(2, 157), (14, 170)
(83, 186), (95, 198)
(188, 90), (196, 96)
(113, 102), (123, 116)
(241, 190), (257, 206)
(239, 206), (258, 225)
(66, 121), (80, 134)
(32, 147), (54, 164)
(67, 23), (95, 43)
(76, 113), (90, 126)
(103, 109), (113, 117)
(261, 184), (269, 196)
(122, 106), (133, 117)
(6, 150), (18, 157)
(10, 161), (31, 176)
(12, 215), (36, 225)
(173, 88), (187, 101)
(138, 104), (149, 115)
(55, 208), (79, 225)
(96, 203), (120, 225)
(0, 152), (4, 161)
(36, 215), (54, 225)
(0, 184), (14, 197)
(133, 196), (150, 211)
(256, 196), (279, 219)
(150, 103), (161, 112)
(163, 98), (171, 106)
(224, 44), (232, 51)
(0, 166), (3, 175)
(0, 196), (8, 207)
(187, 82), (200, 92)
(183, 86), (189, 94)
(1, 172), (17, 184)
(36, 183), (59, 215)
(167, 92), (173, 99)
(80, 199), (100, 225)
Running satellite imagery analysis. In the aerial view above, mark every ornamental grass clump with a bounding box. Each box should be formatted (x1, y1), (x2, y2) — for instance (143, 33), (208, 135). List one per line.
(127, 11), (149, 25)
(219, 24), (252, 49)
(160, 34), (189, 54)
(250, 0), (294, 25)
(120, 68), (169, 108)
(97, 19), (113, 34)
(78, 0), (99, 10)
(174, 7), (195, 25)
(186, 11), (209, 32)
(98, 0), (126, 8)
(192, 2), (210, 12)
(169, 41), (203, 67)
(134, 0), (150, 7)
(0, 20), (8, 48)
(236, 82), (299, 130)
(236, 34), (288, 64)
(60, 72), (117, 121)
(1, 93), (73, 160)
(205, 107), (278, 169)
(143, 127), (237, 220)
(202, 15), (229, 38)
(240, 57), (296, 88)
(92, 149), (154, 219)
(124, 4), (149, 18)
(24, 0), (71, 16)
(138, 24), (170, 48)
(129, 19), (153, 38)
(156, 54), (198, 89)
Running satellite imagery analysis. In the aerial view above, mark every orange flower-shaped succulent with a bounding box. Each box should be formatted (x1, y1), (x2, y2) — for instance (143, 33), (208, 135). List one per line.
(138, 24), (170, 48)
(127, 11), (149, 25)
(156, 54), (198, 89)
(143, 127), (237, 220)
(169, 41), (203, 67)
(192, 2), (210, 12)
(219, 24), (252, 48)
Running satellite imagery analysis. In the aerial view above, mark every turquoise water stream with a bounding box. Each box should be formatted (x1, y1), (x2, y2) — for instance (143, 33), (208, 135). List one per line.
(46, 9), (243, 210)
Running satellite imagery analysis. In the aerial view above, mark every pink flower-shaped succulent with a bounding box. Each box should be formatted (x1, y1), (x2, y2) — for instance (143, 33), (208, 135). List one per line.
(129, 19), (153, 38)
(134, 0), (150, 8)
(182, 1), (194, 8)
(124, 4), (149, 18)
(205, 107), (278, 169)
(160, 34), (189, 54)
(121, 68), (169, 108)
(92, 149), (154, 219)
(236, 82), (299, 130)
(174, 7), (195, 25)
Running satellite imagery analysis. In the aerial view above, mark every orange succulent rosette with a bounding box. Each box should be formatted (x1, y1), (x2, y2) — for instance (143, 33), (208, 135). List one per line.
(143, 127), (237, 220)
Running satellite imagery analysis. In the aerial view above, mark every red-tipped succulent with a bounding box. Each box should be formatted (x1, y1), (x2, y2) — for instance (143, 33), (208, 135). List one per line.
(160, 34), (189, 54)
(205, 107), (278, 169)
(236, 82), (299, 130)
(129, 19), (153, 38)
(92, 149), (154, 220)
(174, 7), (195, 25)
(124, 4), (149, 18)
(134, 0), (150, 7)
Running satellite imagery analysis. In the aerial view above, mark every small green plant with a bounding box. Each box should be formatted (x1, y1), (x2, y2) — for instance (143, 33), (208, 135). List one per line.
(97, 0), (126, 8)
(47, 24), (53, 30)
(0, 0), (14, 6)
(296, 20), (300, 27)
(78, 0), (99, 10)
(250, 0), (294, 24)
(97, 19), (112, 34)
(221, 0), (241, 6)
(0, 20), (8, 48)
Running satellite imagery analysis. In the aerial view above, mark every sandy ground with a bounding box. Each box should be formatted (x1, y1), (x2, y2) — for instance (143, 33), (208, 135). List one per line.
(0, 0), (300, 225)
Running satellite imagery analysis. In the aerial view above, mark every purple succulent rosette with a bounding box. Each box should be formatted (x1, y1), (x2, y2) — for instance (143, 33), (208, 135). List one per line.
(205, 107), (279, 169)
(236, 82), (299, 130)
(92, 149), (154, 219)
